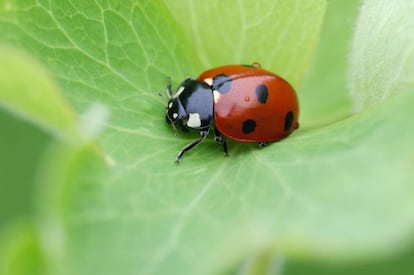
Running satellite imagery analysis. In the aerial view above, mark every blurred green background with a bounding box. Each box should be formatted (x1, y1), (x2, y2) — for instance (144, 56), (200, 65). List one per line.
(0, 109), (49, 227)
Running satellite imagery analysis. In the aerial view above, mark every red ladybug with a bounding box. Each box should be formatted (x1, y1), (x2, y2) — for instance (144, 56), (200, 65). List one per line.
(165, 63), (299, 162)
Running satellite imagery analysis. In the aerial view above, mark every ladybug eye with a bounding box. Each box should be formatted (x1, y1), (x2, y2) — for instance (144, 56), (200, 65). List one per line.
(165, 100), (173, 110)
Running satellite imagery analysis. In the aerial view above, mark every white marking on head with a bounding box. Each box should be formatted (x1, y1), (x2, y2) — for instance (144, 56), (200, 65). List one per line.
(168, 102), (173, 109)
(173, 113), (178, 119)
(213, 90), (221, 104)
(187, 113), (201, 128)
(204, 77), (213, 86)
(173, 86), (185, 98)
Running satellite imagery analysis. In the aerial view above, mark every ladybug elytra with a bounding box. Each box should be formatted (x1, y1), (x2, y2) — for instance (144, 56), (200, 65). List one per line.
(165, 63), (299, 162)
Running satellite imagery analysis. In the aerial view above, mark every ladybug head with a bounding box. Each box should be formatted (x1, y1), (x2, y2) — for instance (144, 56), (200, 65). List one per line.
(165, 78), (194, 133)
(165, 96), (188, 132)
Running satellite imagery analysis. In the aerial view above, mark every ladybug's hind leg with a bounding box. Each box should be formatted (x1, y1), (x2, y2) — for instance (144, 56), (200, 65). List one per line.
(214, 127), (229, 157)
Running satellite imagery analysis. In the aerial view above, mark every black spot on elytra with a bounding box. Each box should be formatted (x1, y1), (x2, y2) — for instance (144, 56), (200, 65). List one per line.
(255, 84), (268, 104)
(284, 111), (294, 131)
(212, 74), (232, 94)
(242, 119), (256, 134)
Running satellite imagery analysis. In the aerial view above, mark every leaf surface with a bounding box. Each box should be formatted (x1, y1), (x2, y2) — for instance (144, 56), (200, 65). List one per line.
(1, 1), (414, 275)
(349, 1), (414, 111)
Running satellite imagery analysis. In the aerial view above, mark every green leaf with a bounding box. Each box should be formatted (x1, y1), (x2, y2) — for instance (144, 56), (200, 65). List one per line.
(0, 108), (51, 226)
(349, 1), (414, 111)
(285, 244), (414, 275)
(0, 220), (46, 275)
(300, 0), (360, 127)
(0, 46), (78, 140)
(1, 0), (414, 275)
(39, 87), (414, 275)
(163, 0), (326, 87)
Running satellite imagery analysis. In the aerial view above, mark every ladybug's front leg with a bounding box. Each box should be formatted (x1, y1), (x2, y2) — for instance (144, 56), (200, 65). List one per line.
(214, 127), (229, 157)
(175, 129), (209, 163)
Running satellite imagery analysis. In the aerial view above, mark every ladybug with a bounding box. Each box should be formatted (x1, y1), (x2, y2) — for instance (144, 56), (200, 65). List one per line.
(165, 63), (299, 162)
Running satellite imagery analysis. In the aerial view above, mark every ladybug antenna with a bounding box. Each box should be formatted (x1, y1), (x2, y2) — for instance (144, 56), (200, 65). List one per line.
(171, 122), (178, 137)
(166, 76), (173, 99)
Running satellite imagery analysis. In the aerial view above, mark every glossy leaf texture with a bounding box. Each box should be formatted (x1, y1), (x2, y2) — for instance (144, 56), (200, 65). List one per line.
(1, 1), (414, 275)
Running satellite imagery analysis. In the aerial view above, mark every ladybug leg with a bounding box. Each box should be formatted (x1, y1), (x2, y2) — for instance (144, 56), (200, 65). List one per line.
(252, 62), (261, 68)
(175, 129), (209, 163)
(214, 127), (229, 157)
(258, 142), (268, 147)
(166, 76), (173, 98)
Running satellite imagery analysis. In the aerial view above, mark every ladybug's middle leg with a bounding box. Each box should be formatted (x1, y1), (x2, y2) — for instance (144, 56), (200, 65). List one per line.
(214, 127), (229, 157)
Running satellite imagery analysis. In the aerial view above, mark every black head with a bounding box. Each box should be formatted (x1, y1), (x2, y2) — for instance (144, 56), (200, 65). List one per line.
(165, 77), (214, 132)
(165, 95), (188, 131)
(165, 78), (192, 132)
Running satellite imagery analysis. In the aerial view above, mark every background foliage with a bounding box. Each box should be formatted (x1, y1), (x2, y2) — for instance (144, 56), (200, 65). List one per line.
(1, 0), (414, 274)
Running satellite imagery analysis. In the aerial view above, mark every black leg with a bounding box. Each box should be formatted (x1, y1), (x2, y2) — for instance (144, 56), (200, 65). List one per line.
(166, 77), (173, 98)
(214, 127), (229, 157)
(176, 130), (209, 163)
(258, 142), (268, 147)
